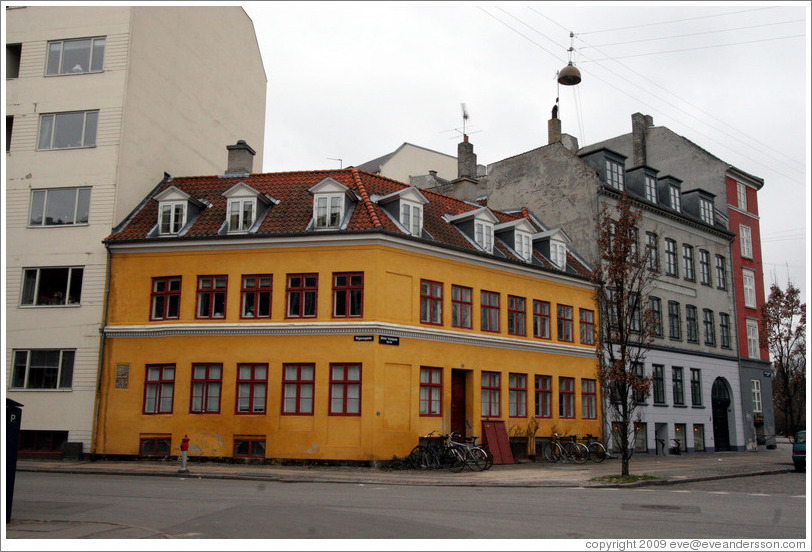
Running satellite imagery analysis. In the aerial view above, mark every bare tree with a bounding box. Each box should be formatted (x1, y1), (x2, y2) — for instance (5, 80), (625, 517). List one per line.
(761, 281), (806, 436)
(592, 193), (658, 476)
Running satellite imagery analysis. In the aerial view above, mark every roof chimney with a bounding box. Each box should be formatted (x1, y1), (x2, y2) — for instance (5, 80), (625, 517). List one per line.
(548, 117), (562, 145)
(457, 135), (477, 179)
(226, 140), (256, 175)
(631, 113), (651, 167)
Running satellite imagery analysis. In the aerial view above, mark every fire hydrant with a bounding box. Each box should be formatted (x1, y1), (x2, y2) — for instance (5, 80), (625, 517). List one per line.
(179, 435), (190, 473)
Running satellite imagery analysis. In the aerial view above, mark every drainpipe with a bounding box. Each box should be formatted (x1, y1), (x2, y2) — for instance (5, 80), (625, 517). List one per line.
(90, 245), (113, 456)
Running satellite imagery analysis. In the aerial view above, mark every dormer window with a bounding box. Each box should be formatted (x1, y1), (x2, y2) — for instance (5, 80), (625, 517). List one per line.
(605, 159), (625, 190)
(475, 220), (494, 253)
(515, 231), (532, 262)
(700, 198), (714, 225)
(315, 195), (343, 228)
(309, 178), (355, 231)
(669, 185), (681, 212)
(229, 198), (255, 232)
(154, 186), (199, 236)
(160, 202), (186, 235)
(550, 240), (566, 269)
(222, 181), (269, 234)
(400, 201), (423, 237)
(644, 175), (657, 203)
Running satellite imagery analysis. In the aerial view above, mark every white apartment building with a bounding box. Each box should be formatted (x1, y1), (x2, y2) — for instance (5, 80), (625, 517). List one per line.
(5, 5), (266, 457)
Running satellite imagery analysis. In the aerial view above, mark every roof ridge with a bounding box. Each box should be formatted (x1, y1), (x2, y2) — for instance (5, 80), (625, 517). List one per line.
(351, 168), (383, 229)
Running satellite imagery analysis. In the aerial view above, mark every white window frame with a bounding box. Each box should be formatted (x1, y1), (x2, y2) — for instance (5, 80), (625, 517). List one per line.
(400, 201), (423, 237)
(605, 159), (625, 190)
(314, 193), (344, 229)
(669, 186), (681, 212)
(515, 230), (532, 262)
(29, 187), (91, 227)
(159, 201), (187, 235)
(46, 37), (105, 76)
(739, 224), (753, 259)
(644, 175), (657, 203)
(747, 319), (760, 359)
(700, 198), (714, 225)
(10, 349), (75, 390)
(20, 266), (83, 306)
(550, 240), (566, 269)
(37, 110), (98, 150)
(737, 182), (748, 211)
(227, 197), (256, 233)
(474, 220), (494, 253)
(742, 269), (757, 309)
(751, 379), (762, 413)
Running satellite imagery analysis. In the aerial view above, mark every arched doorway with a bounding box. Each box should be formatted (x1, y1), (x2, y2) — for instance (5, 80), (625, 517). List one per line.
(711, 378), (731, 451)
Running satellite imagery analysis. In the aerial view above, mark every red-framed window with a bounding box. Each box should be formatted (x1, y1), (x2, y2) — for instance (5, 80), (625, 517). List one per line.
(535, 375), (552, 418)
(451, 285), (473, 329)
(582, 378), (597, 419)
(533, 300), (551, 339)
(557, 304), (574, 342)
(559, 377), (575, 418)
(507, 295), (527, 336)
(139, 436), (171, 456)
(234, 437), (266, 458)
(236, 363), (267, 414)
(241, 274), (272, 319)
(419, 366), (442, 416)
(481, 371), (501, 417)
(420, 279), (443, 325)
(150, 276), (181, 320)
(329, 363), (361, 415)
(286, 273), (318, 318)
(333, 272), (363, 318)
(509, 373), (527, 417)
(282, 363), (315, 415)
(579, 308), (595, 345)
(143, 364), (174, 414)
(481, 291), (500, 332)
(190, 363), (222, 413)
(196, 275), (227, 319)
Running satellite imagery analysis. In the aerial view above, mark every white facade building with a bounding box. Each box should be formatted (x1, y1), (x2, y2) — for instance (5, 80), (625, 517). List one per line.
(5, 5), (266, 456)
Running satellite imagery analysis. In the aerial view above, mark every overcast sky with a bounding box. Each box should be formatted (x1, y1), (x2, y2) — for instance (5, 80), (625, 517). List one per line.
(243, 1), (809, 301)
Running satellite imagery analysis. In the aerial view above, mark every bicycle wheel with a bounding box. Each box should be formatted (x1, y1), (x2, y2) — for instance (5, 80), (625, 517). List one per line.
(569, 442), (588, 464)
(449, 447), (466, 472)
(544, 441), (562, 463)
(470, 446), (489, 471)
(588, 442), (607, 463)
(478, 445), (494, 470)
(408, 445), (430, 470)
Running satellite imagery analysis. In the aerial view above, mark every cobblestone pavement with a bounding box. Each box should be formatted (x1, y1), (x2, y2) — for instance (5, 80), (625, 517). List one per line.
(12, 440), (798, 488)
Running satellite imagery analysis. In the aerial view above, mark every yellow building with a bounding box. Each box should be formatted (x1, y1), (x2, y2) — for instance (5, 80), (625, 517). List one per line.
(96, 147), (600, 462)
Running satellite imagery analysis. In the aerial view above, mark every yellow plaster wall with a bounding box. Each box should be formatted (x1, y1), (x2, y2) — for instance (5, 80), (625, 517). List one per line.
(99, 243), (601, 460)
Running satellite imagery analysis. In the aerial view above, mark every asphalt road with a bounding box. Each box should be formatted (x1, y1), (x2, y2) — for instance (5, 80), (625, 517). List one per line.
(6, 472), (806, 540)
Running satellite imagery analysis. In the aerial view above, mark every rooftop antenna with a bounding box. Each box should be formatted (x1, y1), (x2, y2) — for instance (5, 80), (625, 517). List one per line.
(461, 103), (469, 137)
(327, 157), (343, 169)
(443, 103), (482, 140)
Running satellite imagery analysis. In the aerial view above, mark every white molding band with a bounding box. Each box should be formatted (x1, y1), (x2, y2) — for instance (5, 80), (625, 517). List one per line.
(102, 320), (597, 359)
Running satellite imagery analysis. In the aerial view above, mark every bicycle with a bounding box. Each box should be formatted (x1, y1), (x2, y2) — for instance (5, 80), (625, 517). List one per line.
(543, 433), (588, 464)
(408, 431), (491, 472)
(579, 434), (607, 463)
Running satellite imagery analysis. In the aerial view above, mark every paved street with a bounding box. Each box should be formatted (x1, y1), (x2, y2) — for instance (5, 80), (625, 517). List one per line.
(4, 471), (806, 540)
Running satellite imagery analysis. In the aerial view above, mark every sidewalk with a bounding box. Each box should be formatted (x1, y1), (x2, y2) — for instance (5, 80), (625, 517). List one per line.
(13, 440), (796, 488)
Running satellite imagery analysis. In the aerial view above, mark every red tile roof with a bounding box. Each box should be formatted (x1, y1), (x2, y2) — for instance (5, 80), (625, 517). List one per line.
(106, 168), (591, 278)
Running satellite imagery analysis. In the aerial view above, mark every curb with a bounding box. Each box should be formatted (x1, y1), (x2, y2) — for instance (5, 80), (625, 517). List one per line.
(15, 464), (794, 489)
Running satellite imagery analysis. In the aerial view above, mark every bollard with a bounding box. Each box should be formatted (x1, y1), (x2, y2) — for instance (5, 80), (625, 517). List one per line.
(179, 434), (190, 473)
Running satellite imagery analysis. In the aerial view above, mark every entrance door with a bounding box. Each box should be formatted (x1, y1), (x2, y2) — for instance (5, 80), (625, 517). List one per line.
(450, 370), (466, 436)
(711, 378), (731, 451)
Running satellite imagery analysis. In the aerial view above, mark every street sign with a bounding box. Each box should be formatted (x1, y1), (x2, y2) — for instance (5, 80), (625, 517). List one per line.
(354, 336), (374, 342)
(379, 335), (399, 346)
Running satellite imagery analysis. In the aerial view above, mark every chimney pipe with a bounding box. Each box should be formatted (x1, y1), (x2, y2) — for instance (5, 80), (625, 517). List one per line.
(458, 136), (477, 179)
(548, 117), (562, 145)
(631, 113), (649, 167)
(226, 140), (256, 175)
